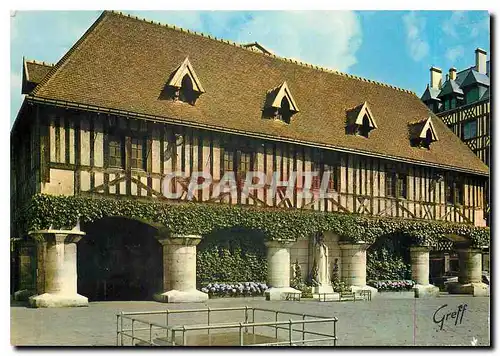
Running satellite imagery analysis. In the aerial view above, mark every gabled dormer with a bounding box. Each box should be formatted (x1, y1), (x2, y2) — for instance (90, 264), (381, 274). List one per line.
(165, 57), (205, 105)
(409, 117), (439, 149)
(345, 101), (378, 138)
(262, 81), (299, 124)
(437, 70), (463, 111)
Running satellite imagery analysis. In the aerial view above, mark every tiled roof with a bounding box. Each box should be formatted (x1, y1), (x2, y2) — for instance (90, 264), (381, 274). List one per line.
(26, 11), (488, 176)
(22, 59), (54, 94)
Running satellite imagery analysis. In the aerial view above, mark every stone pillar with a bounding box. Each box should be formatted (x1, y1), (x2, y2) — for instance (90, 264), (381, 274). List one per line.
(339, 242), (377, 297)
(457, 248), (482, 284)
(154, 234), (208, 303)
(447, 247), (488, 297)
(264, 240), (301, 300)
(410, 246), (439, 298)
(28, 228), (88, 308)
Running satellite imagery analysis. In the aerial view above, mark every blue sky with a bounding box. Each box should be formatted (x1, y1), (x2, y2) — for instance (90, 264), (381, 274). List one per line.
(10, 10), (490, 125)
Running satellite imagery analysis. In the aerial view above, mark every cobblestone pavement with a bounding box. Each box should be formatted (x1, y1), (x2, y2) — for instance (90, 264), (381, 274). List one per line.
(10, 294), (490, 347)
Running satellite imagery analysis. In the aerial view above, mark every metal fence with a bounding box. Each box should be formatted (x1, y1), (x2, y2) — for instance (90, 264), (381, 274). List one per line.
(116, 306), (338, 346)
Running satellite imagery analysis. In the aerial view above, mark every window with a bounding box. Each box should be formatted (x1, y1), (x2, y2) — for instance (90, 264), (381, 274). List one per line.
(446, 176), (464, 205)
(356, 115), (371, 138)
(386, 170), (407, 199)
(238, 151), (252, 177)
(278, 97), (292, 124)
(179, 74), (196, 105)
(397, 173), (408, 199)
(462, 120), (477, 140)
(451, 97), (457, 109)
(223, 150), (234, 173)
(223, 148), (253, 180)
(465, 87), (479, 104)
(130, 137), (146, 170)
(108, 136), (125, 168)
(323, 163), (338, 192)
(444, 99), (450, 111)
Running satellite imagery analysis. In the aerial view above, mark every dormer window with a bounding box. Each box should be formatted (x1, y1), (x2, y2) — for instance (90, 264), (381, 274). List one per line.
(165, 57), (205, 105)
(263, 81), (299, 123)
(346, 102), (378, 138)
(409, 117), (439, 149)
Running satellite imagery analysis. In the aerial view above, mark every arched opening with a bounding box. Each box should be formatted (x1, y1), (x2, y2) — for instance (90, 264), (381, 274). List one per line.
(357, 114), (371, 138)
(279, 96), (292, 124)
(366, 234), (412, 282)
(78, 217), (163, 301)
(196, 227), (267, 288)
(179, 74), (196, 104)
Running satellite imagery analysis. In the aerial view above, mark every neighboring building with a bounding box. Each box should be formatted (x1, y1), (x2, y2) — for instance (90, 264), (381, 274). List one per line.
(421, 48), (491, 269)
(11, 11), (489, 304)
(421, 48), (490, 166)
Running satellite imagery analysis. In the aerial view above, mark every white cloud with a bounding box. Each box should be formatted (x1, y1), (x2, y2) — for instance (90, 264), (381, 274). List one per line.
(442, 11), (466, 38)
(445, 45), (465, 62)
(132, 11), (363, 72)
(233, 11), (362, 72)
(402, 12), (429, 62)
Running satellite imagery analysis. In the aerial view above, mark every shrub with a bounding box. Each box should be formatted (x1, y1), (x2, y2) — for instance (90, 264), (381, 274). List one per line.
(197, 229), (267, 285)
(200, 282), (268, 298)
(367, 279), (415, 292)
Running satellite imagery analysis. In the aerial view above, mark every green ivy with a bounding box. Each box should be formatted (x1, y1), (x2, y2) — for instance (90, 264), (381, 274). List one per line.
(196, 229), (267, 285)
(19, 194), (490, 248)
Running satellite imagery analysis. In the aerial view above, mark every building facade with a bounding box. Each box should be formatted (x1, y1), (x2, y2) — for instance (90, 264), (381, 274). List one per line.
(420, 48), (491, 269)
(11, 11), (489, 306)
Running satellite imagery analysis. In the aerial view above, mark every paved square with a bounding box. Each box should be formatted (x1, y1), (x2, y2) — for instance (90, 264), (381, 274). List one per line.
(11, 294), (490, 346)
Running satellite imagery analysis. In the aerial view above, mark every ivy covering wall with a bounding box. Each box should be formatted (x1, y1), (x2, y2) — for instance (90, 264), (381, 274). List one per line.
(20, 194), (490, 248)
(196, 228), (267, 285)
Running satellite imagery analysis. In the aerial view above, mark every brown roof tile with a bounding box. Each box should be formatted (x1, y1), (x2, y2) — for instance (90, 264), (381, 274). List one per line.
(29, 11), (488, 176)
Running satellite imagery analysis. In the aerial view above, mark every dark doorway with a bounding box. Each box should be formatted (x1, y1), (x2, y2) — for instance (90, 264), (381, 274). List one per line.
(78, 217), (163, 301)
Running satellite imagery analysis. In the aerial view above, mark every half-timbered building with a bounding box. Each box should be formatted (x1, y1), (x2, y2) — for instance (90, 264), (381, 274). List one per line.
(420, 47), (491, 273)
(11, 11), (489, 306)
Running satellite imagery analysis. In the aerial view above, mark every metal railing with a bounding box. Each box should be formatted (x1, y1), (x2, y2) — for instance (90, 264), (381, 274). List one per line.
(116, 306), (338, 346)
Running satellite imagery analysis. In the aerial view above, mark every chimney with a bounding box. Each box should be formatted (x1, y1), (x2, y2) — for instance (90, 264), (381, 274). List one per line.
(475, 48), (487, 74)
(430, 66), (442, 89)
(449, 67), (457, 81)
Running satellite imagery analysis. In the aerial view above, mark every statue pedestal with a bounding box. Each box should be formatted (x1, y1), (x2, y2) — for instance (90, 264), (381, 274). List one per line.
(313, 285), (334, 294)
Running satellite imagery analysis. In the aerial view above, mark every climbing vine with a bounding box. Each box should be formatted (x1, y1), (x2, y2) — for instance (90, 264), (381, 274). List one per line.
(19, 194), (490, 247)
(196, 229), (267, 285)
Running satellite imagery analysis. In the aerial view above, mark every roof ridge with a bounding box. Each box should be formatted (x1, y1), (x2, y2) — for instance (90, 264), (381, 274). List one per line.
(25, 59), (55, 67)
(30, 11), (109, 96)
(107, 10), (416, 96)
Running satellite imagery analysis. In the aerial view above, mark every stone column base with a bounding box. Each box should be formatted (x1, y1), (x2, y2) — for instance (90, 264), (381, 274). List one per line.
(446, 282), (489, 297)
(350, 285), (378, 298)
(265, 287), (302, 301)
(14, 289), (37, 301)
(154, 289), (208, 303)
(313, 285), (334, 294)
(29, 293), (88, 308)
(413, 284), (440, 298)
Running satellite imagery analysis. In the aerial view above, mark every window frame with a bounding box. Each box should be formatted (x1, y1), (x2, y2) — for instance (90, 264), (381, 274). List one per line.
(108, 134), (125, 169)
(462, 120), (478, 141)
(385, 167), (408, 199)
(130, 136), (147, 171)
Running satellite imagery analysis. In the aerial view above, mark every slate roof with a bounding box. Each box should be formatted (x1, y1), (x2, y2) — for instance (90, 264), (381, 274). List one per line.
(437, 79), (464, 98)
(420, 85), (441, 101)
(23, 11), (488, 176)
(460, 70), (490, 88)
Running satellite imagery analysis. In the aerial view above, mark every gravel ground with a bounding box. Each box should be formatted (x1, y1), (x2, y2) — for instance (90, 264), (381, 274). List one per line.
(10, 294), (490, 347)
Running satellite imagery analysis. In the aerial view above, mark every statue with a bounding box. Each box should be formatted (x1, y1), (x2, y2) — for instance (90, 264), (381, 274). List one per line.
(314, 233), (330, 286)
